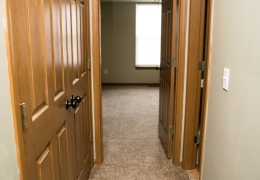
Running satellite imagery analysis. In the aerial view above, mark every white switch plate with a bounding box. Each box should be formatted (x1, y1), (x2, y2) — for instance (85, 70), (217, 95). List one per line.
(223, 68), (229, 90)
(104, 69), (108, 74)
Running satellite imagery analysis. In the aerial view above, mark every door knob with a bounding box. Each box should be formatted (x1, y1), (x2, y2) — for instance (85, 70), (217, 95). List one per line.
(66, 95), (82, 109)
(66, 100), (78, 109)
(71, 95), (82, 103)
(73, 95), (82, 103)
(156, 66), (161, 70)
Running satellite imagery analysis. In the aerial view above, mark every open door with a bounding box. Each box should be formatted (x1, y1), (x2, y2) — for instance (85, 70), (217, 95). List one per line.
(158, 0), (178, 158)
(7, 0), (92, 179)
(8, 0), (72, 178)
(67, 0), (92, 179)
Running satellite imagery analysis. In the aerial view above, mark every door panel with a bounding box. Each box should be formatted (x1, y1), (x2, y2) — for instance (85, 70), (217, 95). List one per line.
(77, 2), (82, 74)
(36, 147), (53, 180)
(166, 10), (172, 66)
(27, 0), (48, 111)
(8, 0), (91, 178)
(52, 137), (62, 180)
(52, 0), (64, 94)
(82, 96), (90, 159)
(57, 125), (70, 180)
(71, 1), (79, 83)
(159, 0), (178, 158)
(161, 12), (166, 63)
(79, 4), (86, 75)
(74, 106), (83, 176)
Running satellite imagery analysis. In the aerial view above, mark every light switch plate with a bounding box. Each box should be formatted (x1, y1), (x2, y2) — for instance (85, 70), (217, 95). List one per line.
(223, 68), (229, 90)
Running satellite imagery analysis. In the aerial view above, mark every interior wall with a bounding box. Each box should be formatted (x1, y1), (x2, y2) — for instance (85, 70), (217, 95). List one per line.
(202, 1), (260, 179)
(101, 2), (160, 84)
(0, 0), (20, 179)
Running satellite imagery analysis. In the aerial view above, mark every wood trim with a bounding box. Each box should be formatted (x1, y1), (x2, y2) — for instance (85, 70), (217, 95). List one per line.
(199, 0), (214, 178)
(4, 0), (27, 179)
(91, 0), (103, 165)
(172, 0), (188, 167)
(3, 0), (27, 179)
(102, 83), (160, 86)
(85, 0), (95, 168)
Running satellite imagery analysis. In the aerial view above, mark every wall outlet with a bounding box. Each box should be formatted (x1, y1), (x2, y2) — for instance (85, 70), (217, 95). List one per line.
(104, 69), (108, 74)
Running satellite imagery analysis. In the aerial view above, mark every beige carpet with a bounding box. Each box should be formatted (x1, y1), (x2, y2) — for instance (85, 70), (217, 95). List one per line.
(89, 85), (189, 180)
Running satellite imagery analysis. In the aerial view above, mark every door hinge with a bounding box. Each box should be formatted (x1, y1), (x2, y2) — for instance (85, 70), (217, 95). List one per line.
(90, 133), (93, 143)
(172, 58), (177, 67)
(198, 61), (206, 71)
(169, 126), (174, 135)
(20, 103), (27, 129)
(194, 135), (201, 144)
(87, 59), (91, 70)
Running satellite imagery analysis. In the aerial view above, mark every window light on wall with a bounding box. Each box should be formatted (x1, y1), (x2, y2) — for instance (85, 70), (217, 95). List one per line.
(135, 4), (162, 67)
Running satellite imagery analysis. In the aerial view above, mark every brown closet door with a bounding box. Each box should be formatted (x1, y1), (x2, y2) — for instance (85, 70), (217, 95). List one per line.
(8, 0), (91, 179)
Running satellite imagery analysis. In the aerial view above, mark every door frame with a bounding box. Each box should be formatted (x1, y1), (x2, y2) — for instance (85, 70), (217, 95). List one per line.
(180, 0), (214, 173)
(182, 0), (207, 169)
(92, 0), (214, 173)
(5, 0), (95, 178)
(198, 0), (214, 177)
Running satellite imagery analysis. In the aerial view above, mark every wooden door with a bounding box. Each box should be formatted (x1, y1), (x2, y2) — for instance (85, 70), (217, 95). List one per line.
(159, 0), (178, 158)
(7, 0), (91, 179)
(67, 0), (91, 179)
(8, 0), (71, 179)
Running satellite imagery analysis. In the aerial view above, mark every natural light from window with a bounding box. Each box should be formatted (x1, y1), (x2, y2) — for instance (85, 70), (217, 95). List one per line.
(136, 4), (162, 67)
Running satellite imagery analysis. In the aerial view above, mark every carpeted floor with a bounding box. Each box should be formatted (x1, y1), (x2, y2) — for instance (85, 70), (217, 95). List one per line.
(89, 85), (189, 180)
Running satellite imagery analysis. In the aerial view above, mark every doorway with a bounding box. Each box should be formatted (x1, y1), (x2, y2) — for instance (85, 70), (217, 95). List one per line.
(91, 0), (213, 176)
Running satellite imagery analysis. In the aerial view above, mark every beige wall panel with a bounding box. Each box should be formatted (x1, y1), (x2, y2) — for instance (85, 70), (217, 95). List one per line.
(0, 0), (19, 178)
(203, 1), (260, 179)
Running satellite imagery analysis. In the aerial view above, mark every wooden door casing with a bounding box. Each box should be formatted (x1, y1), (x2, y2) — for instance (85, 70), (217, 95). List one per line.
(159, 0), (178, 158)
(6, 0), (92, 179)
(182, 0), (206, 170)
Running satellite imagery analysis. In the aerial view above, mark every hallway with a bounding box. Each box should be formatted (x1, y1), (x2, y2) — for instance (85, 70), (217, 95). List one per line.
(89, 85), (189, 179)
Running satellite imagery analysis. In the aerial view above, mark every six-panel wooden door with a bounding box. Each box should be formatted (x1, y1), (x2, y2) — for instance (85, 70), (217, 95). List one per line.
(159, 0), (178, 158)
(7, 0), (91, 179)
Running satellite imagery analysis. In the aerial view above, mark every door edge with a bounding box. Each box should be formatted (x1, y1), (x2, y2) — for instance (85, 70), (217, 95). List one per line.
(4, 0), (28, 179)
(172, 0), (189, 167)
(90, 0), (103, 165)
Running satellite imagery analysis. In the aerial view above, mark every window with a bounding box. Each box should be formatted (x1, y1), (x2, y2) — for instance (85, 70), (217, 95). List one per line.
(136, 4), (162, 68)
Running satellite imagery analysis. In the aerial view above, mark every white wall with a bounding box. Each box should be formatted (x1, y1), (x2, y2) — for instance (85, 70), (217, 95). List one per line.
(203, 1), (260, 179)
(0, 0), (20, 179)
(101, 2), (160, 84)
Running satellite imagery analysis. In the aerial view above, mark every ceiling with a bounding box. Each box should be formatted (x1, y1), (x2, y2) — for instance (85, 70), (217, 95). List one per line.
(101, 0), (162, 2)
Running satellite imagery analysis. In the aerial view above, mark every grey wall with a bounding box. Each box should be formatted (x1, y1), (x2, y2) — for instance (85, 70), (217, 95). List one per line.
(101, 2), (160, 84)
(202, 1), (260, 179)
(0, 0), (20, 179)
